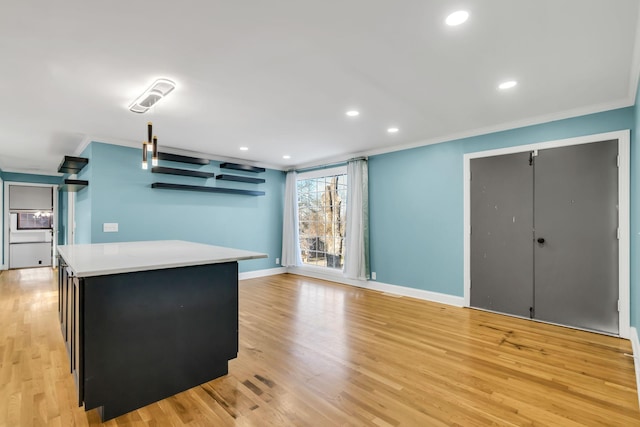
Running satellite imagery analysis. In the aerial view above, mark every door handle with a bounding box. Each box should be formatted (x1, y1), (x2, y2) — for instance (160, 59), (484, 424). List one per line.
(537, 238), (545, 244)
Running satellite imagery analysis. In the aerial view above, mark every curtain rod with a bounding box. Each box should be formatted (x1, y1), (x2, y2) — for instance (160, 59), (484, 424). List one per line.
(293, 156), (367, 173)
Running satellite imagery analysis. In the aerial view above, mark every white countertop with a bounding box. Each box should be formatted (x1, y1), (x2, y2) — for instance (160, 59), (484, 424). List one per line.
(57, 240), (267, 277)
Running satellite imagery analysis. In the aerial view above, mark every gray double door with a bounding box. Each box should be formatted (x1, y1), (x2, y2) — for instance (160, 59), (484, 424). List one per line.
(470, 140), (619, 335)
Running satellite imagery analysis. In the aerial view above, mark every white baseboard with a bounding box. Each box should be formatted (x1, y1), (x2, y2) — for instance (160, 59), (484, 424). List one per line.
(287, 266), (363, 287)
(239, 267), (287, 281)
(362, 280), (465, 307)
(630, 327), (640, 408)
(286, 266), (464, 307)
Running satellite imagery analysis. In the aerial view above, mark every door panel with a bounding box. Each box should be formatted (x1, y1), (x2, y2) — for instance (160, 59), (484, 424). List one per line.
(470, 152), (533, 317)
(533, 141), (618, 334)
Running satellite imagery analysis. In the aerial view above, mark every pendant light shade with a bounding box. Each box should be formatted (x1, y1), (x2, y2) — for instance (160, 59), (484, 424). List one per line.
(147, 122), (153, 152)
(152, 136), (158, 166)
(140, 121), (160, 169)
(142, 141), (148, 169)
(142, 122), (153, 169)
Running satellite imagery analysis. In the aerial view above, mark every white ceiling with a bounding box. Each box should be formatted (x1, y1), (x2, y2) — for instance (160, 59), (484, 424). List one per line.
(1, 0), (639, 174)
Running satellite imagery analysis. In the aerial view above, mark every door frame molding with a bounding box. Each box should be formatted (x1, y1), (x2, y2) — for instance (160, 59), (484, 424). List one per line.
(463, 130), (630, 338)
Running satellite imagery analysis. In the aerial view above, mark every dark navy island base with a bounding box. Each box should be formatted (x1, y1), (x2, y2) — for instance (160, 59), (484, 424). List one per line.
(57, 259), (239, 421)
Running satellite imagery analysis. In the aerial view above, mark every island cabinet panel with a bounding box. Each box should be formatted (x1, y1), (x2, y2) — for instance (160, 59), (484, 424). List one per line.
(73, 276), (83, 407)
(57, 260), (239, 421)
(60, 265), (68, 340)
(57, 259), (74, 374)
(65, 270), (73, 363)
(57, 258), (66, 322)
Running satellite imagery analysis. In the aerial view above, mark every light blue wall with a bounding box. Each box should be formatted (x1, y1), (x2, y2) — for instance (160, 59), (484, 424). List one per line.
(2, 172), (62, 185)
(74, 142), (284, 273)
(369, 107), (635, 300)
(58, 190), (68, 245)
(75, 144), (93, 244)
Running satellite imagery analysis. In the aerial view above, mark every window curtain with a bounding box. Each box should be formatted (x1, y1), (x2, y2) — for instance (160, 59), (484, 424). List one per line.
(344, 158), (370, 280)
(281, 170), (303, 267)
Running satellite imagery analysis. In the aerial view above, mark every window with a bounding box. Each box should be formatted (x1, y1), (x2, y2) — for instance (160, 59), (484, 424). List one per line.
(17, 212), (53, 230)
(297, 167), (347, 269)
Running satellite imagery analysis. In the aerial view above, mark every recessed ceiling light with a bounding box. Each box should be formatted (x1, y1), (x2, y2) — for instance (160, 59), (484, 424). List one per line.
(346, 110), (360, 117)
(387, 127), (399, 134)
(283, 155), (291, 159)
(239, 146), (248, 151)
(446, 11), (469, 26)
(498, 80), (518, 90)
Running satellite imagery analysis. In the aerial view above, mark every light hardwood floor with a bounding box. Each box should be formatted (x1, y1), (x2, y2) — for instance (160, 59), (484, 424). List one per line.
(0, 268), (638, 426)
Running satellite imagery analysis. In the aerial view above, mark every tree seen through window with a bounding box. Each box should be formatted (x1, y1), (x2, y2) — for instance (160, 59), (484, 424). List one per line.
(297, 173), (347, 269)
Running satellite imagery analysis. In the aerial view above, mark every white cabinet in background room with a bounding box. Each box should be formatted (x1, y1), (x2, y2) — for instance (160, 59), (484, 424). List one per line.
(10, 242), (52, 268)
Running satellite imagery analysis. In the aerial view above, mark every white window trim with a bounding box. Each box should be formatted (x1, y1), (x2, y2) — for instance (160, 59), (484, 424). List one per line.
(297, 165), (347, 180)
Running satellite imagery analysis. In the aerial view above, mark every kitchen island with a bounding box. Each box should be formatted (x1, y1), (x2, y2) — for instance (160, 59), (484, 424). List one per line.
(57, 240), (266, 421)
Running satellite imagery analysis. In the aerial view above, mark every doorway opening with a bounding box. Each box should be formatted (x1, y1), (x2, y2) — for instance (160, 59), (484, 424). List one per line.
(3, 182), (59, 270)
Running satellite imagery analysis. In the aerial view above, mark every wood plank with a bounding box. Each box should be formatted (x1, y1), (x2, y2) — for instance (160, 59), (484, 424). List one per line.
(57, 156), (88, 174)
(60, 179), (88, 192)
(219, 163), (266, 173)
(151, 166), (215, 178)
(216, 174), (266, 184)
(151, 182), (265, 196)
(0, 269), (637, 425)
(157, 152), (210, 165)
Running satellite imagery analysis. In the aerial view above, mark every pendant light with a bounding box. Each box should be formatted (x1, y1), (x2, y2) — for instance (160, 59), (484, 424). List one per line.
(152, 135), (158, 166)
(142, 121), (158, 169)
(142, 140), (148, 169)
